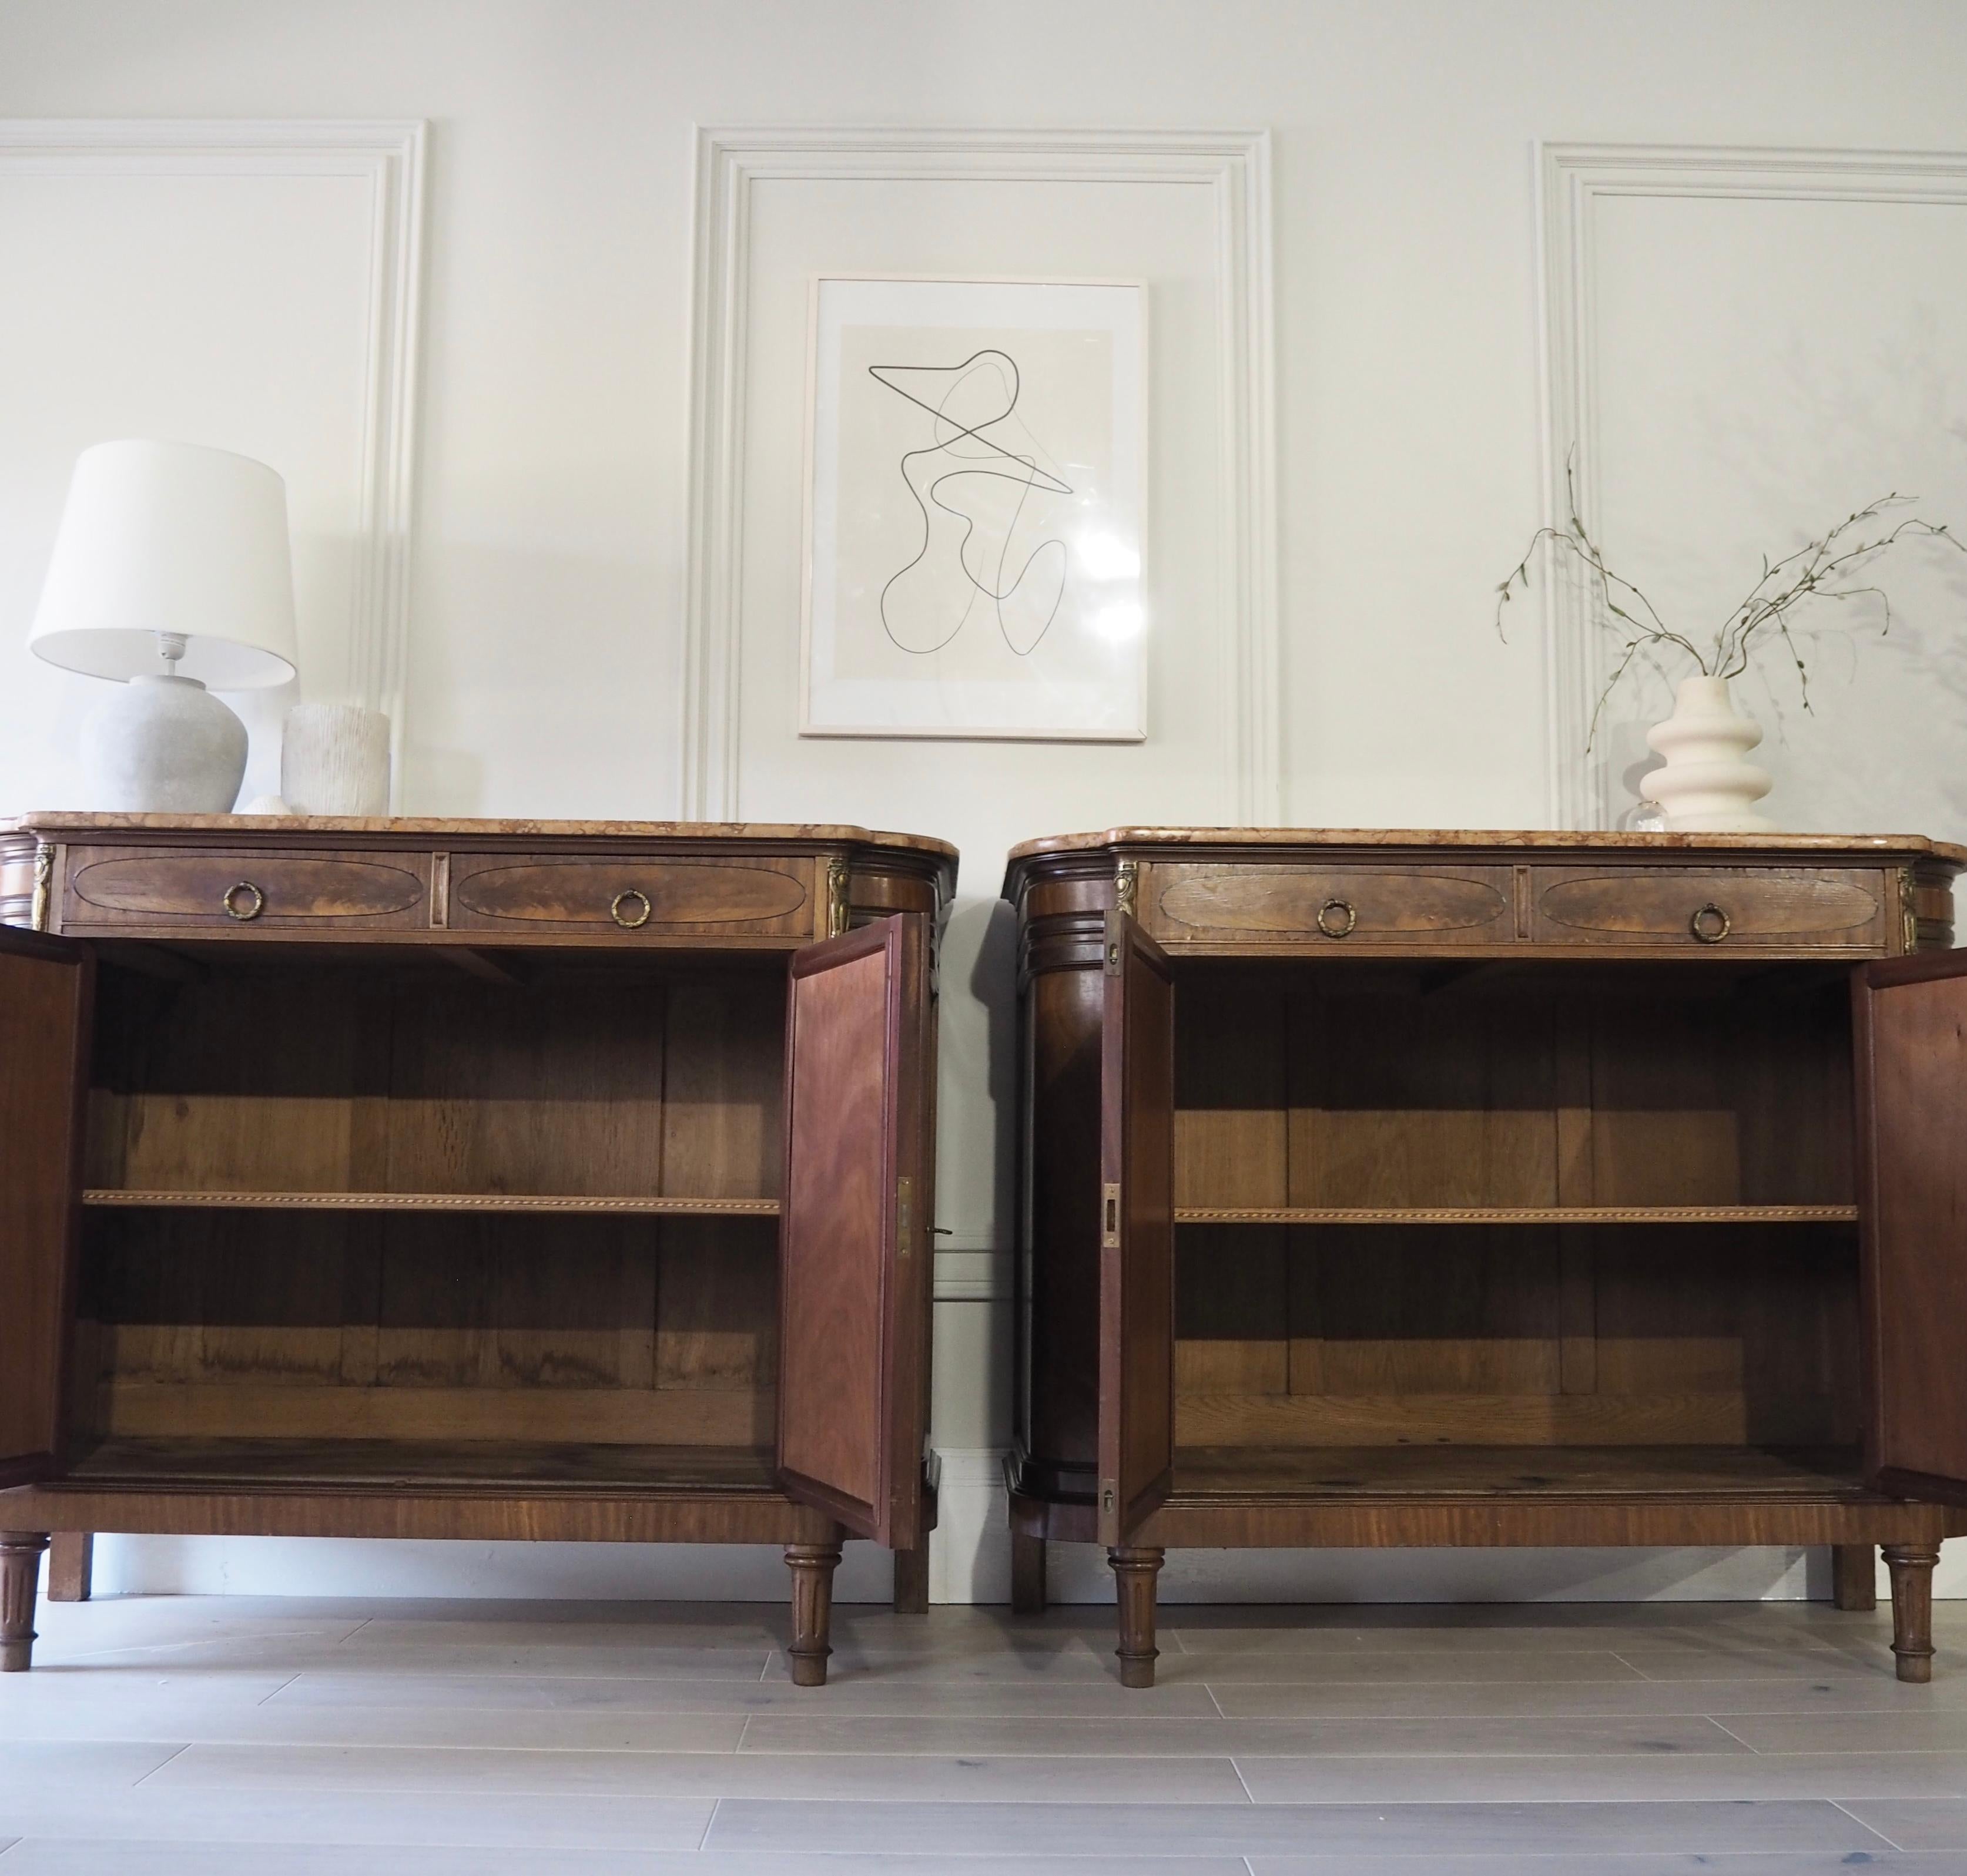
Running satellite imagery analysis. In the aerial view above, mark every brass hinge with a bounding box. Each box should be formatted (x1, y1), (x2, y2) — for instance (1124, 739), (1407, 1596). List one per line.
(1101, 1181), (1121, 1249)
(1900, 865), (1921, 954)
(896, 1174), (914, 1257)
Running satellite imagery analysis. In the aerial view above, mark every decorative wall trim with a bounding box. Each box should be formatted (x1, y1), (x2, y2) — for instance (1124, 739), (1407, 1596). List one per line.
(0, 120), (426, 800)
(926, 1446), (1012, 1605)
(933, 1237), (1013, 1303)
(1536, 142), (1967, 830)
(683, 126), (1279, 823)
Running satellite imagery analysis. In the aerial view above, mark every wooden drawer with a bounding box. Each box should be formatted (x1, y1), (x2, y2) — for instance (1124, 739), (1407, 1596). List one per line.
(1530, 865), (1886, 950)
(63, 847), (431, 931)
(1147, 863), (1514, 947)
(445, 851), (816, 938)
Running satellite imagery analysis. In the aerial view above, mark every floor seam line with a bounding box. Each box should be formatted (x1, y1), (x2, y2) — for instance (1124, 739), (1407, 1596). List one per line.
(256, 1670), (304, 1708)
(126, 1741), (190, 1788)
(1829, 1794), (1906, 1851)
(697, 1796), (719, 1851)
(1704, 1714), (1759, 1752)
(1230, 1753), (1257, 1804)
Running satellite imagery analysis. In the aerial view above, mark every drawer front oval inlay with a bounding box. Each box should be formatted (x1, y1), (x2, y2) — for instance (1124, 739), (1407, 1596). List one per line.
(1534, 868), (1882, 944)
(453, 858), (810, 928)
(1155, 866), (1512, 942)
(70, 853), (428, 926)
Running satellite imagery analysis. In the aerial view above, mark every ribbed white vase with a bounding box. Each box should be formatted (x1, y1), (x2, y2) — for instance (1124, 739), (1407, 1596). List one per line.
(1642, 675), (1773, 833)
(281, 703), (391, 816)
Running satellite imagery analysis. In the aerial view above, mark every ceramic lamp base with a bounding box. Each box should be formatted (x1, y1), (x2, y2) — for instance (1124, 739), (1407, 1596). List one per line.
(79, 673), (248, 813)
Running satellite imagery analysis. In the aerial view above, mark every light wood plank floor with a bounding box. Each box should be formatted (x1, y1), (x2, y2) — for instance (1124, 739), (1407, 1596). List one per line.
(6, 1590), (1967, 1870)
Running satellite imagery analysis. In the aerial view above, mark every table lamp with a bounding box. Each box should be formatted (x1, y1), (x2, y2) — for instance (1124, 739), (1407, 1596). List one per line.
(28, 440), (299, 812)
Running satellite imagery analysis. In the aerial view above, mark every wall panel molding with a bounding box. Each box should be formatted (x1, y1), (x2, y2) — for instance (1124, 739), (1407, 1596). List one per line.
(1536, 142), (1967, 830)
(682, 125), (1279, 823)
(0, 120), (425, 797)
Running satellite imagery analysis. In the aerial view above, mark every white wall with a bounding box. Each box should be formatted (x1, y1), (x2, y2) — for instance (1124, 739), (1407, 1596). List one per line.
(5, 0), (1967, 1606)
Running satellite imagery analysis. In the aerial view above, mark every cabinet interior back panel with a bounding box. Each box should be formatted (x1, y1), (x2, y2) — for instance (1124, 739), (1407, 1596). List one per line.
(85, 962), (785, 1199)
(1172, 964), (1855, 1212)
(69, 959), (788, 1458)
(1170, 964), (1861, 1450)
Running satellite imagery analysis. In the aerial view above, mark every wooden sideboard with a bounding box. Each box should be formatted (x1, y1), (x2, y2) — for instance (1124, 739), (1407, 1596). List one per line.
(1003, 828), (1967, 1686)
(0, 814), (953, 1683)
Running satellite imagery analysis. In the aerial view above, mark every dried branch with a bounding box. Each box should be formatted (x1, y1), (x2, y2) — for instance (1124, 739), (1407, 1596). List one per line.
(1493, 467), (1966, 747)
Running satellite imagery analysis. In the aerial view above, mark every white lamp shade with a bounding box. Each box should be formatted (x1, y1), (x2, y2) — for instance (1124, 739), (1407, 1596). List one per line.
(28, 440), (299, 689)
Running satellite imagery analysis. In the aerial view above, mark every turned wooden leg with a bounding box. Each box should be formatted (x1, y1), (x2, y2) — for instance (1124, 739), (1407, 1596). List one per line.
(1, 1533), (50, 1672)
(1832, 1543), (1877, 1613)
(892, 1542), (929, 1616)
(785, 1540), (843, 1687)
(48, 1533), (93, 1605)
(1109, 1545), (1164, 1689)
(1011, 1529), (1047, 1615)
(1884, 1543), (1940, 1683)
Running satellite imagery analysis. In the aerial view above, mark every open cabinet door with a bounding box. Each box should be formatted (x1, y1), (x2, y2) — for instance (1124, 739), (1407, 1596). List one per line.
(1856, 949), (1967, 1503)
(778, 914), (930, 1546)
(1097, 910), (1175, 1546)
(0, 927), (92, 1490)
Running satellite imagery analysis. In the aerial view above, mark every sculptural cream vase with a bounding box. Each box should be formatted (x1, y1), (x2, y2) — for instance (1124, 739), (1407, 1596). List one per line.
(1643, 676), (1773, 832)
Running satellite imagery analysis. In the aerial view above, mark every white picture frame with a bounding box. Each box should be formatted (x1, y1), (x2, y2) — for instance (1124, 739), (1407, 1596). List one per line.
(800, 274), (1148, 740)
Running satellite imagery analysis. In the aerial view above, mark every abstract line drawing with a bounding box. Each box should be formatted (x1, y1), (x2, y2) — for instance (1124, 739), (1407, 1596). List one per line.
(867, 349), (1071, 657)
(804, 276), (1145, 740)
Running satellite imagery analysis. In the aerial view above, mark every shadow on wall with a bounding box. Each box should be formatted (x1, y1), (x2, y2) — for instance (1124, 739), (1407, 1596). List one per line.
(1600, 309), (1967, 838)
(967, 894), (1021, 1227)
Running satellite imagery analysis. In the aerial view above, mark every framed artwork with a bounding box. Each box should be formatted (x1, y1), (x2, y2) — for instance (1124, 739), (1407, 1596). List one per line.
(802, 275), (1147, 740)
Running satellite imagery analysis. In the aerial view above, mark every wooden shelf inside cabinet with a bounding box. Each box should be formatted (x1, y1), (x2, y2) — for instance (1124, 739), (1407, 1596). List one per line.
(1170, 1444), (1875, 1501)
(67, 1437), (783, 1493)
(1174, 1204), (1859, 1226)
(83, 1190), (781, 1217)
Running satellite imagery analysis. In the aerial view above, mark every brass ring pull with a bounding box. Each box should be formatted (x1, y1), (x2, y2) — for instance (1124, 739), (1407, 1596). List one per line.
(222, 881), (264, 922)
(610, 888), (652, 929)
(1316, 897), (1358, 939)
(1690, 902), (1731, 945)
